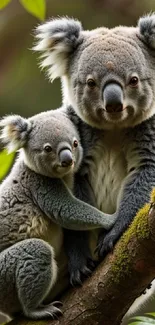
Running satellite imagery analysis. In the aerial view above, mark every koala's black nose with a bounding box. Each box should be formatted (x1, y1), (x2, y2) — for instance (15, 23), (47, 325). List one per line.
(103, 83), (123, 113)
(59, 149), (73, 167)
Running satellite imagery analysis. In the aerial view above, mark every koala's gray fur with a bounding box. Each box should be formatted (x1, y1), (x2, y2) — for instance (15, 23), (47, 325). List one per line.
(34, 13), (155, 299)
(0, 239), (59, 319)
(0, 109), (116, 319)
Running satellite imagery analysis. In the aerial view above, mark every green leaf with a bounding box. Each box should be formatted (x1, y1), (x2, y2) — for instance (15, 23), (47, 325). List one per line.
(0, 0), (11, 10)
(129, 316), (155, 325)
(130, 316), (155, 323)
(0, 149), (15, 181)
(19, 0), (46, 21)
(128, 319), (155, 325)
(128, 321), (147, 325)
(146, 313), (155, 318)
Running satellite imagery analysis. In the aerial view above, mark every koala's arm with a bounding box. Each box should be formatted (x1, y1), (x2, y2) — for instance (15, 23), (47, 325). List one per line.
(98, 165), (155, 256)
(98, 119), (155, 256)
(30, 173), (116, 231)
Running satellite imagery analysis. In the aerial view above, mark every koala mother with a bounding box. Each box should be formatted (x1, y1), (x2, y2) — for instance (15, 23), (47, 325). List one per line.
(34, 14), (155, 288)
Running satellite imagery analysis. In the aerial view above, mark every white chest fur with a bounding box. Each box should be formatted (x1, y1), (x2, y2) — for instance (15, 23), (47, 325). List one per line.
(87, 132), (127, 213)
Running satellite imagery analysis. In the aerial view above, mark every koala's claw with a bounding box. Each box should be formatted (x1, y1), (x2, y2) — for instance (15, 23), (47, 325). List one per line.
(45, 308), (62, 320)
(26, 301), (63, 320)
(41, 301), (63, 319)
(70, 270), (83, 287)
(54, 301), (63, 307)
(69, 256), (95, 286)
(97, 231), (116, 258)
(40, 301), (63, 308)
(87, 258), (96, 269)
(81, 265), (92, 276)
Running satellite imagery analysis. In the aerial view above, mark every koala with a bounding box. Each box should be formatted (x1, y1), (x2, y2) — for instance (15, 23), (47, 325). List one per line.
(0, 108), (117, 320)
(33, 14), (155, 291)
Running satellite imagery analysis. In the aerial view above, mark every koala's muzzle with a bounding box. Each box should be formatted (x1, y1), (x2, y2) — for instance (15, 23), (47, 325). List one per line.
(59, 149), (73, 167)
(103, 83), (123, 113)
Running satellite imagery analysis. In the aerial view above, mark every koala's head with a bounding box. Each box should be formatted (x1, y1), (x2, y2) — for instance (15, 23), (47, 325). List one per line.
(34, 14), (155, 129)
(0, 110), (83, 178)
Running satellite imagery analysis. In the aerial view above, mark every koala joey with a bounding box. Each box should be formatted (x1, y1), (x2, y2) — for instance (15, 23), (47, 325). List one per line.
(0, 108), (116, 320)
(34, 13), (155, 290)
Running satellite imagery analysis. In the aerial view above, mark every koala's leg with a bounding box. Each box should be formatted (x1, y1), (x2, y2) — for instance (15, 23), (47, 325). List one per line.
(64, 229), (95, 286)
(64, 175), (97, 286)
(0, 239), (62, 319)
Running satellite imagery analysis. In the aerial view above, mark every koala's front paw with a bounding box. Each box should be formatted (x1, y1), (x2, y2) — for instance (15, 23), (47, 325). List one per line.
(97, 229), (117, 258)
(68, 251), (95, 286)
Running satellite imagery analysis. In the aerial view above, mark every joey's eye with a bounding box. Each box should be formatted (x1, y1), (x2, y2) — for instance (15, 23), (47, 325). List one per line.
(87, 78), (96, 88)
(44, 144), (52, 153)
(129, 76), (139, 87)
(73, 140), (78, 148)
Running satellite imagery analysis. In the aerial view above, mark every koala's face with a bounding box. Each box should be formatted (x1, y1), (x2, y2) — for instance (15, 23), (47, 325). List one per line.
(24, 111), (83, 178)
(68, 29), (155, 129)
(0, 110), (83, 178)
(34, 15), (155, 129)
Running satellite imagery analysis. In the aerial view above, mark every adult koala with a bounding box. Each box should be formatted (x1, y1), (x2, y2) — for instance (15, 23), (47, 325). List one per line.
(34, 15), (155, 286)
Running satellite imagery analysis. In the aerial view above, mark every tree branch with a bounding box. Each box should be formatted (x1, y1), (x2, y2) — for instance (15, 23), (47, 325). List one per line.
(7, 190), (155, 325)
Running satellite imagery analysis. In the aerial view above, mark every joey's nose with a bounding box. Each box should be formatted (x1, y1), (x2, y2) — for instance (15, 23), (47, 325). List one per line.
(59, 149), (73, 167)
(103, 83), (123, 113)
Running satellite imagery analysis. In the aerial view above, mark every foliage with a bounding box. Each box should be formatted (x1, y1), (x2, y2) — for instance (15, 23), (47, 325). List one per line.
(0, 0), (46, 176)
(0, 0), (11, 10)
(0, 0), (46, 20)
(19, 0), (46, 21)
(129, 313), (155, 324)
(0, 149), (15, 182)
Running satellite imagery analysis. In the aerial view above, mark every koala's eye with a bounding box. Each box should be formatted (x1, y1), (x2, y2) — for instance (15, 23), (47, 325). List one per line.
(87, 78), (96, 88)
(73, 140), (78, 148)
(44, 144), (52, 153)
(129, 76), (139, 87)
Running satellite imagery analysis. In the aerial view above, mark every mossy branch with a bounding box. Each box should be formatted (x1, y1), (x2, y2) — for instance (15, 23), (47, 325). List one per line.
(7, 189), (155, 325)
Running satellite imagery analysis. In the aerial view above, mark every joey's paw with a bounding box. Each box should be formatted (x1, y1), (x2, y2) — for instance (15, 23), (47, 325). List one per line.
(27, 301), (63, 320)
(97, 230), (118, 258)
(44, 301), (63, 319)
(69, 255), (95, 287)
(43, 304), (62, 319)
(44, 301), (63, 308)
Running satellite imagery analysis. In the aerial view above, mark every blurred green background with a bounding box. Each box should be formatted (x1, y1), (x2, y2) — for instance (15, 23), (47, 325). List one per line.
(1, 0), (155, 119)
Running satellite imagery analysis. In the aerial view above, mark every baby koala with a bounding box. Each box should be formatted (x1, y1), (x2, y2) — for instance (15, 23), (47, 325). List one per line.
(0, 107), (116, 320)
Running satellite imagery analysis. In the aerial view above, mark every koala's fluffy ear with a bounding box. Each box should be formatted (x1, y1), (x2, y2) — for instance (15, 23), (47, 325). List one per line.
(0, 115), (32, 153)
(138, 13), (155, 49)
(33, 17), (83, 81)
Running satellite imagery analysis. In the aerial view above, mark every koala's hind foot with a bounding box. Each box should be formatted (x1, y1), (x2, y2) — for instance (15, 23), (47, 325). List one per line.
(0, 238), (62, 320)
(64, 230), (95, 286)
(25, 301), (63, 320)
(69, 256), (95, 287)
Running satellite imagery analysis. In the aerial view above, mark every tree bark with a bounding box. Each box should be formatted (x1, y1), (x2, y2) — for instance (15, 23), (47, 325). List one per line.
(7, 193), (155, 325)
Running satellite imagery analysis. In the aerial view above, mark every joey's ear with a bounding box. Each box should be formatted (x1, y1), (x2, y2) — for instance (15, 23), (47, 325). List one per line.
(138, 13), (155, 49)
(33, 17), (83, 81)
(0, 115), (32, 153)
